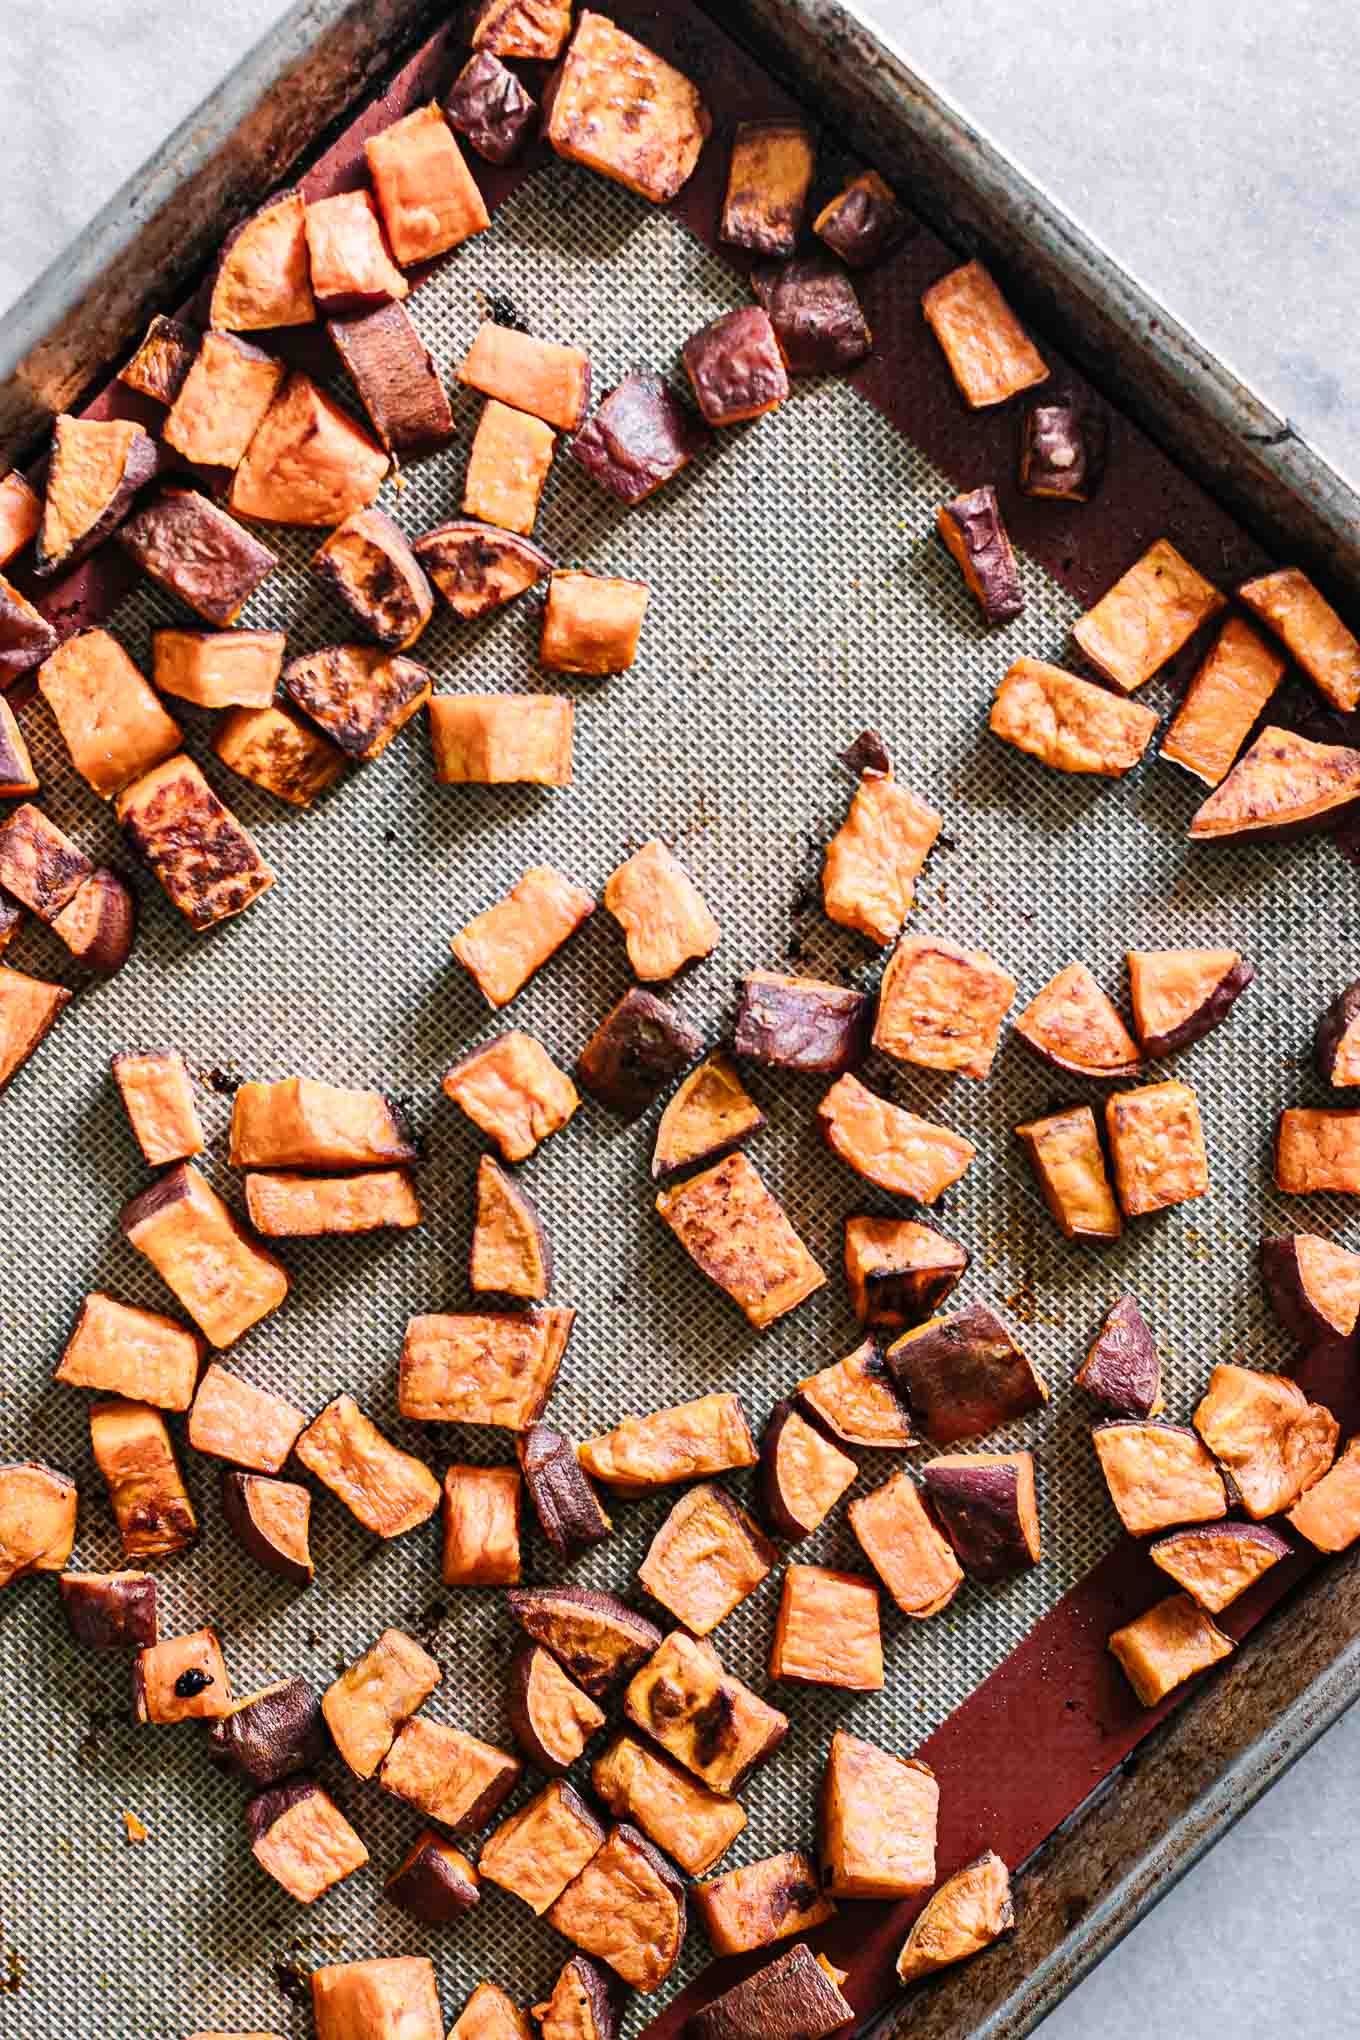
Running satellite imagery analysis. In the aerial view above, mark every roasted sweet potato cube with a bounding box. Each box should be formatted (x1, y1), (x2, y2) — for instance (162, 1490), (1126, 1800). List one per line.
(813, 169), (910, 268)
(1018, 397), (1106, 501)
(886, 1303), (1046, 1445)
(0, 802), (92, 920)
(1193, 1362), (1337, 1519)
(221, 1471), (313, 1584)
(230, 1078), (414, 1170)
(1015, 962), (1142, 1080)
(442, 1463), (521, 1586)
(692, 1947), (852, 2040)
(56, 1291), (202, 1410)
(313, 508), (434, 652)
(577, 989), (703, 1120)
(580, 1391), (757, 1494)
(821, 1728), (937, 1898)
(323, 1627), (441, 1779)
(118, 315), (199, 406)
(532, 1961), (616, 2040)
(35, 414), (159, 577)
(571, 375), (710, 504)
(59, 1567), (158, 1650)
(821, 762), (941, 944)
(0, 696), (37, 797)
(154, 628), (284, 710)
(844, 1216), (968, 1330)
(89, 1398), (196, 1558)
(248, 1778), (368, 1902)
(721, 121), (816, 258)
(818, 1073), (975, 1203)
(541, 571), (650, 675)
(735, 971), (871, 1074)
(417, 521), (550, 620)
(1149, 1521), (1291, 1611)
(304, 190), (408, 314)
(1276, 1108), (1360, 1193)
(385, 1831), (480, 1923)
(470, 1156), (551, 1300)
(656, 1151), (826, 1329)
(750, 256), (872, 374)
(50, 864), (135, 974)
(990, 656), (1159, 776)
(312, 1959), (443, 2040)
(210, 189), (314, 330)
(759, 1401), (857, 1540)
(771, 1565), (882, 1688)
(593, 1732), (744, 1877)
(519, 1423), (612, 1560)
(452, 1983), (533, 2040)
(380, 1716), (522, 1834)
(443, 1032), (579, 1161)
(366, 101), (489, 264)
(430, 693), (572, 789)
(850, 1469), (963, 1617)
(1016, 1104), (1121, 1242)
(1108, 1592), (1232, 1707)
(897, 1851), (1014, 1984)
(117, 488), (277, 625)
(1076, 1294), (1163, 1418)
(282, 644), (430, 759)
(121, 1163), (288, 1347)
(133, 1626), (231, 1723)
(638, 1482), (774, 1634)
(295, 1395), (440, 1537)
(683, 307), (789, 427)
(1160, 617), (1286, 785)
(510, 1585), (662, 1699)
(508, 1641), (606, 1772)
(0, 964), (69, 1089)
(652, 1054), (764, 1180)
(0, 1463), (77, 1586)
(187, 1362), (305, 1472)
(163, 331), (286, 470)
(0, 469), (42, 564)
(623, 1629), (789, 1793)
(446, 52), (539, 165)
(1261, 1232), (1360, 1343)
(697, 1849), (835, 1957)
(922, 260), (1047, 408)
(799, 1338), (915, 1448)
(473, 0), (571, 55)
(923, 1452), (1040, 1581)
(400, 1307), (574, 1428)
(1287, 1437), (1360, 1552)
(480, 1781), (606, 1914)
(38, 628), (181, 799)
(1105, 1079), (1208, 1216)
(1239, 566), (1360, 714)
(0, 573), (57, 685)
(452, 865), (594, 1008)
(874, 934), (1016, 1079)
(1092, 1420), (1227, 1537)
(1126, 946), (1253, 1059)
(229, 373), (388, 527)
(544, 12), (709, 202)
(459, 323), (591, 434)
(603, 839), (718, 980)
(1073, 539), (1225, 693)
(328, 301), (456, 458)
(938, 485), (1024, 625)
(215, 702), (345, 807)
(546, 1824), (687, 1992)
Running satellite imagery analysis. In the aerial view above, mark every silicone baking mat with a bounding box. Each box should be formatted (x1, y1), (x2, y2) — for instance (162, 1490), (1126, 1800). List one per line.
(0, 5), (1346, 2035)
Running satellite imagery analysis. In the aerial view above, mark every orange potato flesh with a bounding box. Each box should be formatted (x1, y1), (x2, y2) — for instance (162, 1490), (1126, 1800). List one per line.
(1291, 1234), (1360, 1336)
(429, 693), (574, 787)
(38, 629), (182, 799)
(896, 1851), (1014, 1983)
(1015, 962), (1142, 1078)
(820, 1728), (937, 1898)
(1105, 1079), (1208, 1216)
(323, 1628), (441, 1779)
(312, 509), (434, 652)
(849, 1469), (963, 1617)
(117, 753), (275, 929)
(1192, 1362), (1337, 1520)
(0, 470), (41, 566)
(0, 967), (67, 1091)
(89, 1398), (197, 1559)
(133, 1627), (232, 1722)
(1092, 1422), (1226, 1537)
(1160, 617), (1286, 785)
(696, 1848), (835, 1956)
(118, 314), (200, 406)
(471, 1155), (551, 1300)
(380, 1716), (521, 1835)
(366, 103), (490, 265)
(541, 571), (650, 675)
(472, 0), (573, 57)
(304, 190), (409, 310)
(442, 1464), (522, 1586)
(652, 1053), (764, 1181)
(921, 260), (1048, 408)
(224, 1473), (313, 1583)
(450, 1984), (532, 2040)
(312, 1958), (443, 2040)
(623, 1629), (789, 1795)
(873, 934), (1017, 1079)
(770, 1564), (883, 1690)
(229, 1077), (414, 1170)
(0, 1463), (77, 1586)
(480, 1781), (606, 1915)
(720, 122), (817, 258)
(1126, 947), (1248, 1054)
(213, 703), (346, 807)
(0, 802), (91, 920)
(400, 1308), (574, 1429)
(1072, 540), (1225, 693)
(56, 1291), (202, 1410)
(603, 838), (718, 981)
(452, 864), (594, 1009)
(637, 1482), (775, 1635)
(229, 373), (389, 527)
(532, 1961), (610, 2040)
(1238, 566), (1360, 714)
(1276, 1108), (1360, 1194)
(210, 190), (316, 331)
(244, 1168), (421, 1237)
(163, 331), (287, 469)
(442, 1032), (580, 1161)
(187, 1363), (306, 1473)
(464, 400), (556, 536)
(1189, 725), (1360, 839)
(1148, 1522), (1290, 1612)
(544, 12), (710, 205)
(121, 1164), (288, 1348)
(545, 1825), (686, 1993)
(989, 657), (1159, 775)
(818, 1071), (975, 1202)
(0, 695), (37, 796)
(761, 1404), (857, 1538)
(592, 1732), (746, 1877)
(579, 1391), (756, 1494)
(1016, 1104), (1121, 1241)
(656, 1151), (827, 1331)
(798, 1338), (915, 1449)
(1108, 1591), (1232, 1707)
(459, 323), (591, 433)
(154, 627), (284, 710)
(1288, 1438), (1360, 1552)
(295, 1394), (440, 1538)
(510, 1642), (607, 1774)
(844, 1217), (966, 1332)
(822, 769), (942, 945)
(251, 1784), (369, 1904)
(38, 415), (157, 570)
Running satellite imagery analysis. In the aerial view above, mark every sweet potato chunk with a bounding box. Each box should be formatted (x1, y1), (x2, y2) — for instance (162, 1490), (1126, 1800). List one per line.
(473, 0), (572, 56)
(652, 1054), (764, 1180)
(519, 1423), (613, 1560)
(1149, 1521), (1291, 1611)
(187, 1362), (305, 1472)
(49, 866), (136, 976)
(366, 101), (489, 263)
(593, 1733), (744, 1877)
(283, 643), (430, 759)
(751, 255), (872, 374)
(874, 934), (1016, 1079)
(821, 759), (941, 945)
(230, 373), (388, 527)
(481, 1781), (606, 1914)
(385, 1832), (480, 1923)
(454, 1988), (533, 2040)
(821, 1728), (937, 1898)
(509, 1642), (606, 1772)
(312, 1959), (443, 2040)
(850, 1468), (963, 1617)
(624, 1629), (788, 1793)
(400, 1308), (574, 1428)
(118, 314), (199, 406)
(0, 574), (56, 686)
(429, 693), (572, 787)
(922, 260), (1047, 408)
(1108, 1592), (1232, 1707)
(541, 571), (650, 676)
(1287, 1437), (1360, 1551)
(683, 307), (788, 427)
(818, 1072), (976, 1202)
(544, 12), (709, 203)
(603, 839), (718, 981)
(295, 1395), (440, 1537)
(0, 1463), (77, 1586)
(35, 414), (159, 577)
(221, 1473), (313, 1584)
(656, 1151), (826, 1330)
(692, 1947), (852, 2040)
(1076, 1294), (1162, 1418)
(579, 1391), (756, 1494)
(1127, 947), (1253, 1058)
(446, 52), (539, 165)
(443, 1464), (521, 1587)
(215, 703), (344, 805)
(532, 1960), (616, 2040)
(697, 1849), (834, 1957)
(0, 802), (92, 920)
(417, 522), (551, 619)
(1276, 1108), (1360, 1194)
(1073, 539), (1225, 693)
(60, 1567), (158, 1650)
(1193, 1362), (1337, 1519)
(121, 1164), (288, 1347)
(577, 989), (702, 1120)
(922, 1451), (1040, 1581)
(1105, 1079), (1208, 1216)
(0, 468), (41, 565)
(990, 657), (1159, 776)
(304, 190), (408, 314)
(897, 1851), (1015, 1984)
(571, 375), (710, 503)
(230, 1077), (413, 1170)
(937, 485), (1023, 625)
(117, 487), (277, 625)
(442, 1032), (579, 1161)
(471, 1155), (551, 1300)
(56, 1291), (202, 1410)
(381, 1716), (521, 1834)
(248, 1778), (368, 1902)
(886, 1303), (1046, 1445)
(459, 323), (591, 434)
(798, 1337), (915, 1448)
(1239, 566), (1360, 714)
(1015, 962), (1141, 1079)
(313, 509), (433, 652)
(464, 399), (555, 538)
(452, 864), (594, 1008)
(163, 330), (285, 470)
(547, 1827), (686, 1994)
(117, 753), (274, 927)
(844, 1216), (969, 1330)
(1016, 1104), (1121, 1241)
(210, 189), (314, 330)
(133, 1627), (231, 1723)
(510, 1585), (662, 1699)
(759, 1401), (857, 1539)
(38, 628), (182, 802)
(814, 168), (909, 268)
(323, 1628), (440, 1779)
(244, 1168), (420, 1237)
(328, 301), (456, 458)
(638, 1482), (775, 1634)
(1160, 617), (1286, 785)
(771, 1564), (882, 1690)
(153, 629), (283, 711)
(1093, 1420), (1227, 1537)
(0, 967), (67, 1090)
(736, 971), (870, 1074)
(89, 1398), (196, 1558)
(721, 121), (816, 258)
(1261, 1232), (1360, 1343)
(1018, 398), (1106, 501)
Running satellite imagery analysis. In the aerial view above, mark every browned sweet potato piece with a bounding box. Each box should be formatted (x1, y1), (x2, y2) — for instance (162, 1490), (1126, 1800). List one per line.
(937, 485), (1024, 625)
(153, 629), (283, 711)
(519, 1423), (613, 1560)
(473, 0), (571, 55)
(112, 1050), (204, 1166)
(295, 1395), (440, 1537)
(922, 260), (1047, 408)
(210, 189), (314, 330)
(721, 121), (815, 257)
(1015, 962), (1142, 1079)
(446, 52), (538, 164)
(56, 1291), (202, 1410)
(532, 1960), (616, 2040)
(850, 1468), (963, 1616)
(1108, 1591), (1232, 1707)
(244, 1169), (420, 1237)
(750, 255), (872, 373)
(248, 1778), (368, 1901)
(59, 1568), (158, 1649)
(117, 488), (277, 625)
(509, 1585), (662, 1699)
(592, 1732), (744, 1876)
(400, 1308), (575, 1428)
(897, 1851), (1015, 1984)
(385, 1831), (481, 1922)
(442, 1032), (580, 1161)
(328, 302), (456, 458)
(656, 1151), (826, 1330)
(844, 1216), (968, 1330)
(922, 1452), (1040, 1581)
(693, 1947), (852, 2040)
(771, 1563), (882, 1688)
(571, 375), (710, 503)
(1092, 1420), (1227, 1536)
(55, 866), (136, 976)
(1073, 540), (1225, 693)
(481, 1780), (606, 1914)
(886, 1303), (1046, 1446)
(429, 694), (572, 786)
(453, 1983), (533, 2040)
(0, 469), (42, 564)
(697, 1849), (835, 1956)
(1287, 1437), (1360, 1551)
(509, 1641), (606, 1772)
(452, 865), (594, 1008)
(304, 191), (408, 315)
(229, 1076), (414, 1169)
(821, 1728), (937, 1897)
(0, 1462), (77, 1585)
(1076, 1295), (1163, 1418)
(1193, 1362), (1337, 1519)
(0, 573), (57, 685)
(1149, 1521), (1291, 1611)
(214, 703), (345, 806)
(544, 12), (709, 202)
(313, 509), (433, 652)
(1018, 398), (1106, 501)
(1127, 946), (1254, 1058)
(581, 1392), (757, 1495)
(874, 934), (1017, 1079)
(187, 1362), (305, 1472)
(1160, 617), (1286, 785)
(1105, 1079), (1208, 1215)
(133, 1626), (231, 1723)
(366, 102), (489, 265)
(683, 307), (789, 427)
(283, 643), (430, 759)
(118, 315), (199, 406)
(0, 802), (91, 920)
(541, 570), (649, 675)
(221, 1472), (313, 1585)
(35, 414), (159, 577)
(381, 1716), (522, 1834)
(1261, 1233), (1360, 1342)
(577, 989), (703, 1121)
(813, 168), (910, 268)
(89, 1398), (196, 1559)
(1016, 1104), (1121, 1241)
(799, 1338), (914, 1448)
(163, 331), (286, 469)
(459, 324), (591, 434)
(0, 694), (37, 796)
(818, 1072), (975, 1203)
(759, 1401), (857, 1540)
(38, 628), (181, 799)
(443, 1464), (522, 1587)
(990, 656), (1160, 776)
(120, 1163), (288, 1347)
(0, 962), (68, 1090)
(471, 1155), (551, 1300)
(736, 970), (871, 1074)
(1239, 566), (1360, 714)
(603, 839), (718, 980)
(546, 1824), (686, 1992)
(417, 522), (550, 620)
(1314, 982), (1360, 1098)
(229, 374), (388, 527)
(323, 1628), (440, 1779)
(638, 1482), (774, 1634)
(312, 1959), (443, 2040)
(1276, 1108), (1360, 1193)
(624, 1629), (788, 1793)
(652, 1054), (764, 1180)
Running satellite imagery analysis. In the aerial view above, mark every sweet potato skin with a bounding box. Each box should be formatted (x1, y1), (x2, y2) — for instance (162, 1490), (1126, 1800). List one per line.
(798, 1338), (915, 1449)
(571, 375), (710, 503)
(751, 256), (872, 374)
(576, 989), (703, 1121)
(689, 1945), (853, 2040)
(1261, 1232), (1360, 1343)
(813, 169), (910, 267)
(416, 522), (551, 618)
(921, 1452), (1040, 1582)
(446, 52), (539, 164)
(1014, 961), (1142, 1080)
(937, 485), (1024, 625)
(735, 972), (870, 1075)
(1076, 1295), (1163, 1418)
(1127, 947), (1254, 1058)
(844, 1216), (968, 1331)
(0, 572), (58, 684)
(1018, 398), (1106, 501)
(885, 1303), (1046, 1445)
(683, 307), (789, 427)
(117, 488), (277, 626)
(508, 1642), (605, 1772)
(35, 415), (160, 577)
(283, 645), (431, 760)
(328, 302), (456, 458)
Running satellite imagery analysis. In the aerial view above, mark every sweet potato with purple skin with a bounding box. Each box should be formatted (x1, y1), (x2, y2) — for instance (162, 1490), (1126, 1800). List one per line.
(1261, 1232), (1360, 1343)
(471, 1155), (552, 1300)
(508, 1641), (606, 1773)
(683, 308), (789, 427)
(656, 1150), (827, 1331)
(416, 521), (551, 619)
(571, 376), (710, 503)
(132, 1626), (232, 1723)
(1015, 962), (1142, 1079)
(328, 302), (456, 458)
(445, 52), (538, 164)
(695, 1849), (835, 1956)
(721, 121), (816, 258)
(844, 1215), (968, 1330)
(1148, 1521), (1291, 1613)
(1316, 978), (1360, 1087)
(50, 868), (136, 975)
(1126, 947), (1254, 1058)
(813, 169), (910, 268)
(543, 12), (709, 203)
(118, 314), (199, 406)
(937, 485), (1024, 625)
(90, 1398), (197, 1559)
(221, 1470), (313, 1585)
(921, 1451), (1040, 1582)
(1193, 1362), (1338, 1520)
(481, 1780), (607, 1916)
(1018, 397), (1107, 501)
(849, 1469), (963, 1617)
(692, 1945), (853, 2040)
(0, 803), (92, 922)
(283, 644), (430, 760)
(1076, 1295), (1163, 1418)
(886, 1303), (1046, 1446)
(386, 1831), (481, 1922)
(798, 1337), (915, 1448)
(0, 1463), (77, 1586)
(518, 1424), (612, 1561)
(735, 970), (870, 1075)
(1108, 1592), (1232, 1708)
(896, 1851), (1015, 1984)
(117, 488), (277, 626)
(759, 1400), (858, 1540)
(546, 1823), (687, 1992)
(638, 1482), (775, 1634)
(922, 260), (1047, 408)
(0, 573), (57, 685)
(751, 255), (872, 373)
(35, 415), (160, 577)
(380, 1716), (522, 1836)
(1238, 566), (1360, 715)
(208, 1678), (325, 1789)
(577, 989), (702, 1120)
(532, 1958), (617, 2040)
(818, 1072), (976, 1203)
(1092, 1420), (1227, 1537)
(0, 965), (69, 1091)
(59, 1570), (157, 1649)
(1016, 1104), (1122, 1242)
(313, 509), (434, 652)
(248, 1777), (369, 1902)
(623, 1629), (790, 1794)
(652, 1053), (764, 1180)
(1188, 726), (1360, 841)
(295, 1396), (440, 1538)
(509, 1586), (662, 1699)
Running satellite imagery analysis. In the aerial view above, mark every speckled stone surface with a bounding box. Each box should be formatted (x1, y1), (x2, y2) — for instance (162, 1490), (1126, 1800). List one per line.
(0, 3), (1354, 2035)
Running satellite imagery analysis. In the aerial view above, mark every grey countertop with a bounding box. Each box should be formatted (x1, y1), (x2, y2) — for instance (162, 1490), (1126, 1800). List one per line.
(1, 3), (1355, 2033)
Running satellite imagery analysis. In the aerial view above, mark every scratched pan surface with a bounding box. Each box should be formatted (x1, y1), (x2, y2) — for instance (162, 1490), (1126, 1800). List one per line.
(0, 54), (1350, 2040)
